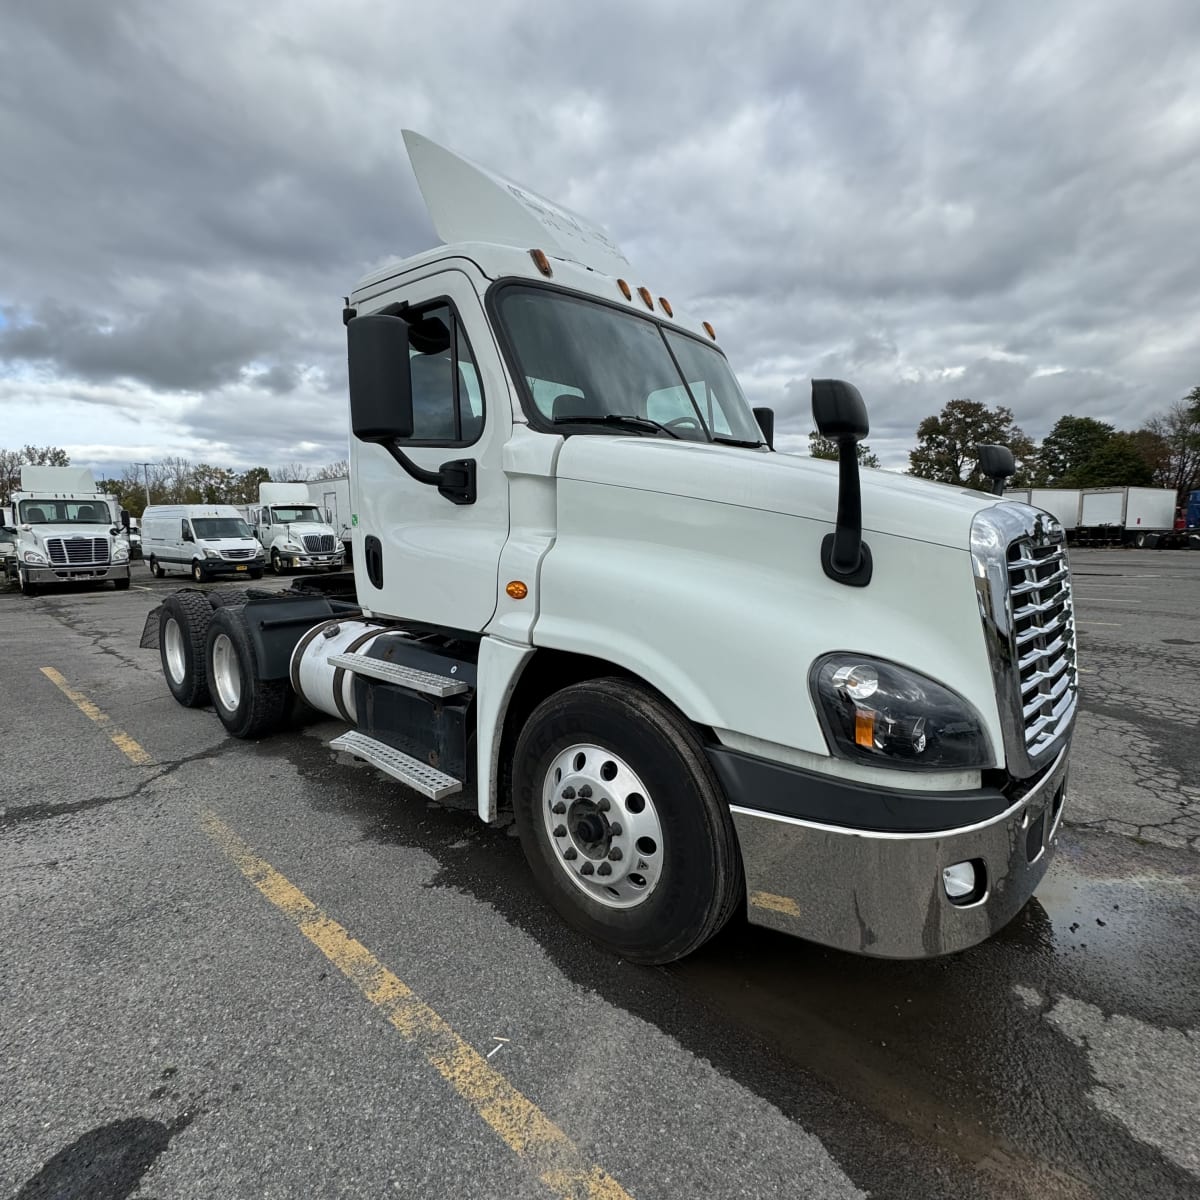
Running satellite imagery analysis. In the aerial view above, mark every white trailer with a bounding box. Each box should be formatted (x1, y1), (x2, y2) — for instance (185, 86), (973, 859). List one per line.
(143, 130), (1075, 965)
(1028, 489), (1082, 532)
(307, 476), (352, 561)
(4, 467), (131, 595)
(1077, 486), (1179, 546)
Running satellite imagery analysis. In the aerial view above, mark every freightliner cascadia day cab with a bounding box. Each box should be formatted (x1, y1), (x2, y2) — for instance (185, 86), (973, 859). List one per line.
(5, 467), (132, 595)
(145, 132), (1077, 963)
(247, 482), (345, 575)
(143, 505), (266, 582)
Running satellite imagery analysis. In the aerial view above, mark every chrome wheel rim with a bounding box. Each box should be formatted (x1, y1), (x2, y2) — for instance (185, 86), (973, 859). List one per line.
(163, 617), (186, 684)
(211, 632), (241, 712)
(541, 743), (664, 910)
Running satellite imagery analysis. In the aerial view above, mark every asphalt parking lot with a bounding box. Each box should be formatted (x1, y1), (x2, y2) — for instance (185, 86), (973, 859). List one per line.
(2, 550), (1198, 1199)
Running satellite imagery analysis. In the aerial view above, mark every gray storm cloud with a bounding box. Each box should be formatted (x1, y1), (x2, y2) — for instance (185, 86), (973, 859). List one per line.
(1, 0), (1198, 474)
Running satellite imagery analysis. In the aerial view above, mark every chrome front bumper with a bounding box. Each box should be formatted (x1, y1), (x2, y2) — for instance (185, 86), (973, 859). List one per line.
(24, 562), (131, 584)
(732, 749), (1068, 958)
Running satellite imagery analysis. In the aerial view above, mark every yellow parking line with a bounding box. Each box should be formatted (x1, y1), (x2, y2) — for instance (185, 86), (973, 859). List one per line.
(201, 811), (634, 1200)
(40, 667), (154, 765)
(750, 890), (802, 918)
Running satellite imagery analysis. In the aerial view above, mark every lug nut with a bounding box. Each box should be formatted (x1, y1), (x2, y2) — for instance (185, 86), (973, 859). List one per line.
(563, 847), (578, 860)
(578, 784), (593, 799)
(553, 824), (566, 838)
(551, 801), (566, 815)
(609, 822), (623, 836)
(597, 797), (610, 812)
(562, 786), (576, 800)
(597, 862), (612, 876)
(581, 862), (595, 876)
(608, 847), (622, 861)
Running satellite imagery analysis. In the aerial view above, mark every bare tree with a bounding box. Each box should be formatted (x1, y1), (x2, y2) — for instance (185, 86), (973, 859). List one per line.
(1142, 398), (1200, 503)
(272, 462), (313, 482)
(315, 459), (349, 480)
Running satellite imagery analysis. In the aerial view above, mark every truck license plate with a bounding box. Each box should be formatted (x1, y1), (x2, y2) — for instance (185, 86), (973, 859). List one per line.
(236, 565), (247, 571)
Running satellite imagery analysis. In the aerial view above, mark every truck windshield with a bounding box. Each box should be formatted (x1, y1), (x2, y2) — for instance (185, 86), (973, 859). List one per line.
(494, 285), (764, 445)
(269, 506), (323, 523)
(193, 518), (252, 539)
(19, 500), (112, 524)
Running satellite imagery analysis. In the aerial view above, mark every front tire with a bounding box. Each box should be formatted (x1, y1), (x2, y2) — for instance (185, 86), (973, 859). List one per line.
(19, 569), (38, 597)
(191, 561), (206, 583)
(151, 557), (167, 579)
(205, 607), (293, 739)
(270, 549), (285, 576)
(113, 576), (130, 591)
(249, 568), (264, 580)
(159, 591), (213, 707)
(512, 678), (743, 964)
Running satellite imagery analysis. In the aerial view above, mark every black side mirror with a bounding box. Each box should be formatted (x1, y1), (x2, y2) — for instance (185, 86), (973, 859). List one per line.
(752, 406), (775, 450)
(121, 509), (131, 528)
(812, 379), (872, 587)
(976, 444), (1015, 496)
(348, 314), (414, 442)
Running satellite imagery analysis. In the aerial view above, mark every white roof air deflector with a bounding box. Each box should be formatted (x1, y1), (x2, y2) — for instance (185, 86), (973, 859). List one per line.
(402, 130), (631, 278)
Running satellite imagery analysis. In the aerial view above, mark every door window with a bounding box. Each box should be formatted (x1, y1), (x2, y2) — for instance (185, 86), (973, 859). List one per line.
(407, 304), (485, 445)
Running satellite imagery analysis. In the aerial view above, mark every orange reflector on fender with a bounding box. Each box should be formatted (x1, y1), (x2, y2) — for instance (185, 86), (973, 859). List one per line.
(506, 580), (529, 600)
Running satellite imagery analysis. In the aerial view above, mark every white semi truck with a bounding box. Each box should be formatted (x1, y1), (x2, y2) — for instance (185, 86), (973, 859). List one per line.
(145, 132), (1076, 964)
(246, 482), (345, 574)
(307, 475), (353, 563)
(4, 467), (132, 595)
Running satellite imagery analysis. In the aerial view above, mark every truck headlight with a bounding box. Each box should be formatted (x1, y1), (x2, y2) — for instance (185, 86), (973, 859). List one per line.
(282, 542), (303, 552)
(203, 548), (222, 559)
(112, 545), (130, 562)
(23, 549), (46, 565)
(810, 654), (993, 771)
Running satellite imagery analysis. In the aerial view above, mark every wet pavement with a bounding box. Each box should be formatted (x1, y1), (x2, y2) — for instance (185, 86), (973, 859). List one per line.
(2, 550), (1198, 1198)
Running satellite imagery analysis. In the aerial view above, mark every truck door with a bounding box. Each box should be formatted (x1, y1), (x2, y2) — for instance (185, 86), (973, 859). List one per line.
(351, 269), (511, 632)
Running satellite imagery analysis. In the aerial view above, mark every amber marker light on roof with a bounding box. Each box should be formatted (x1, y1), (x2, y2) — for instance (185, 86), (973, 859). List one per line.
(506, 580), (529, 600)
(637, 286), (654, 309)
(659, 298), (673, 317)
(530, 249), (553, 277)
(703, 321), (717, 340)
(617, 279), (632, 300)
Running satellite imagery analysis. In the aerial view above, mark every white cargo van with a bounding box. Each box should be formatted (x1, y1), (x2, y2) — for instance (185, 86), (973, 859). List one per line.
(144, 505), (265, 582)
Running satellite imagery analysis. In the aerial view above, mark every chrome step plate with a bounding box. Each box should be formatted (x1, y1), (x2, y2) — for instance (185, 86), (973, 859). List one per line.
(327, 652), (469, 698)
(328, 731), (462, 800)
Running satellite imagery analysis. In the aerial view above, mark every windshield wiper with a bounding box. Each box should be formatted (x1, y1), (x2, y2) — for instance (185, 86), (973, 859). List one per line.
(712, 435), (764, 448)
(553, 414), (681, 439)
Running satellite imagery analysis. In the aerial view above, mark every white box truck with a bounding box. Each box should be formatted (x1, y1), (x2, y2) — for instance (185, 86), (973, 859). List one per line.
(307, 476), (353, 562)
(1028, 489), (1082, 533)
(247, 483), (345, 575)
(1077, 486), (1179, 546)
(4, 467), (131, 595)
(143, 131), (1076, 964)
(143, 505), (266, 582)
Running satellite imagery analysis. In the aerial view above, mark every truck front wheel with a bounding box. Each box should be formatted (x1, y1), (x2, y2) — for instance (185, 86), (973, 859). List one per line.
(19, 569), (38, 597)
(159, 591), (213, 707)
(205, 607), (293, 739)
(512, 678), (743, 964)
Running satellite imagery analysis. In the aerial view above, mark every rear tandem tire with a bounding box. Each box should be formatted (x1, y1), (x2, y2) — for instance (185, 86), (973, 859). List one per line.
(159, 591), (214, 707)
(512, 677), (744, 965)
(205, 606), (293, 739)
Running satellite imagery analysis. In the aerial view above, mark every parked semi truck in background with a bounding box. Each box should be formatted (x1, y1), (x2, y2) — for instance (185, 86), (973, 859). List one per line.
(307, 475), (353, 563)
(246, 482), (345, 575)
(3, 467), (131, 595)
(145, 131), (1076, 964)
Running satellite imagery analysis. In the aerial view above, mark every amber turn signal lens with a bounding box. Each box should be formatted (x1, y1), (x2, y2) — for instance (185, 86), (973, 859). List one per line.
(703, 321), (716, 340)
(506, 580), (529, 600)
(637, 286), (654, 309)
(659, 297), (673, 317)
(530, 249), (553, 277)
(854, 709), (875, 748)
(617, 279), (632, 300)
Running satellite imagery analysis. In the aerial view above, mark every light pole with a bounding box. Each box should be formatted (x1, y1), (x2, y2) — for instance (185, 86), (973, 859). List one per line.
(134, 462), (154, 508)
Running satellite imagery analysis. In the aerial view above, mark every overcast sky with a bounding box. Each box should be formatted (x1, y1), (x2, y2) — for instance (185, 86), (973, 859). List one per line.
(1, 0), (1198, 477)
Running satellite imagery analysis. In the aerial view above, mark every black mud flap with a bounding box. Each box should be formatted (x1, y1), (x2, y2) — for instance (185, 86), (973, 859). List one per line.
(140, 606), (162, 649)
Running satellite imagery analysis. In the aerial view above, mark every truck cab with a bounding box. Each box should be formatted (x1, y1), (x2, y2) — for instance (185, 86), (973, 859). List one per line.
(149, 132), (1077, 964)
(6, 467), (131, 595)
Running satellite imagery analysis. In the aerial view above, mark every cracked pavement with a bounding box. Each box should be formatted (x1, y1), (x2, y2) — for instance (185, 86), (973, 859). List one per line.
(2, 552), (1198, 1199)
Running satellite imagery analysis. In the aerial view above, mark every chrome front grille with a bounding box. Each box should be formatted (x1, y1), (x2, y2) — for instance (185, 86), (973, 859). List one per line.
(222, 548), (254, 559)
(971, 504), (1078, 777)
(46, 536), (109, 566)
(303, 534), (336, 553)
(1007, 537), (1076, 757)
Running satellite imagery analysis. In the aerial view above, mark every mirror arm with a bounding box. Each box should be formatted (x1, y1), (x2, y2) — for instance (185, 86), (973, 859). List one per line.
(821, 437), (873, 587)
(381, 443), (477, 506)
